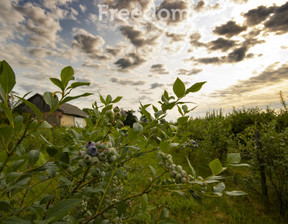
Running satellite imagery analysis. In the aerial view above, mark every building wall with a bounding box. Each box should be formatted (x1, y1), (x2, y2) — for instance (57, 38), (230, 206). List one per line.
(60, 114), (75, 127)
(75, 117), (86, 128)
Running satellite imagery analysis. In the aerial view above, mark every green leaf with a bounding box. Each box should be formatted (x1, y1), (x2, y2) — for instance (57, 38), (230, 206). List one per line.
(209, 159), (225, 176)
(70, 82), (90, 89)
(0, 60), (16, 96)
(99, 94), (106, 105)
(164, 90), (169, 100)
(43, 92), (58, 111)
(0, 85), (5, 102)
(0, 201), (13, 212)
(186, 82), (206, 94)
(50, 78), (64, 91)
(46, 146), (59, 157)
(106, 95), (112, 104)
(177, 105), (184, 116)
(182, 105), (188, 113)
(149, 165), (156, 177)
(133, 123), (143, 132)
(0, 103), (14, 127)
(0, 125), (13, 139)
(60, 66), (74, 89)
(1, 217), (31, 224)
(112, 96), (122, 103)
(118, 200), (127, 216)
(39, 120), (52, 129)
(46, 199), (82, 222)
(18, 97), (43, 120)
(28, 150), (40, 166)
(10, 160), (26, 171)
(14, 115), (23, 133)
(225, 191), (248, 196)
(177, 116), (189, 125)
(173, 78), (186, 98)
(227, 153), (241, 164)
(61, 93), (93, 104)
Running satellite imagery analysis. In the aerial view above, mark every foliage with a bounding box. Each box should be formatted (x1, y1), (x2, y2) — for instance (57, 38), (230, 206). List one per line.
(0, 60), (246, 223)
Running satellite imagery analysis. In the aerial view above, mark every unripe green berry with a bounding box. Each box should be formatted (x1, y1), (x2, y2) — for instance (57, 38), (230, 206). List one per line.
(181, 170), (187, 177)
(78, 151), (86, 158)
(100, 171), (106, 177)
(84, 155), (91, 163)
(181, 177), (187, 183)
(176, 165), (183, 172)
(110, 155), (117, 162)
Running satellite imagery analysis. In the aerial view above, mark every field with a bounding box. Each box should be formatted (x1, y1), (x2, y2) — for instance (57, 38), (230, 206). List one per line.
(0, 61), (288, 223)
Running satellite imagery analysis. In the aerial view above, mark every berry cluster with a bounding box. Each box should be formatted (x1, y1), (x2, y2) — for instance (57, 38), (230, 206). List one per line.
(157, 151), (194, 184)
(77, 141), (120, 178)
(105, 106), (127, 128)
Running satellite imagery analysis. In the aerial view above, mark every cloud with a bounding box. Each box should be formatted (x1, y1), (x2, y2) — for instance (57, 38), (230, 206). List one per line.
(100, 0), (153, 11)
(264, 2), (288, 34)
(243, 5), (276, 26)
(194, 0), (220, 12)
(151, 83), (165, 89)
(156, 0), (189, 24)
(13, 2), (62, 47)
(114, 52), (146, 70)
(150, 64), (170, 74)
(213, 21), (247, 38)
(166, 32), (186, 42)
(177, 68), (203, 75)
(214, 62), (288, 97)
(194, 46), (250, 65)
(72, 28), (111, 60)
(208, 38), (237, 52)
(110, 77), (145, 86)
(106, 46), (122, 56)
(189, 32), (207, 48)
(119, 25), (159, 47)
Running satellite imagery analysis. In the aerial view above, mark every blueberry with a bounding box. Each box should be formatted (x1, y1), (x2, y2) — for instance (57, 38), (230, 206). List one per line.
(86, 145), (98, 157)
(86, 141), (96, 149)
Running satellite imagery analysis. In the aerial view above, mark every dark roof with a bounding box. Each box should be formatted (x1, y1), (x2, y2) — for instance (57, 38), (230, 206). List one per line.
(58, 103), (88, 118)
(19, 93), (88, 118)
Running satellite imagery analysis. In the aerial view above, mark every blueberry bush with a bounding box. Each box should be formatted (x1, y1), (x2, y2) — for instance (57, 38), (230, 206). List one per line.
(0, 60), (247, 223)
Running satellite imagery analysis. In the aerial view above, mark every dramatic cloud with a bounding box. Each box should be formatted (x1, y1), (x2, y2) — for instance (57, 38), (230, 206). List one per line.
(213, 21), (247, 38)
(115, 53), (146, 70)
(110, 77), (145, 86)
(177, 68), (203, 75)
(119, 26), (159, 47)
(156, 0), (189, 24)
(215, 62), (288, 97)
(72, 29), (111, 60)
(243, 5), (276, 26)
(150, 64), (169, 74)
(264, 2), (288, 34)
(208, 38), (237, 52)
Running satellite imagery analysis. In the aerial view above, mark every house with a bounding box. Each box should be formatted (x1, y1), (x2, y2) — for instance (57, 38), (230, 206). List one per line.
(18, 94), (88, 128)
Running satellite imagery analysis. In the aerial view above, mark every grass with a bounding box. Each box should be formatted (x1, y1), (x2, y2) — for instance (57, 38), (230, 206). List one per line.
(126, 144), (280, 224)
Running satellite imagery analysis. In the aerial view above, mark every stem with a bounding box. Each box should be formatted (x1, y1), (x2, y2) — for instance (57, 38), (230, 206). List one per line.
(71, 166), (91, 195)
(85, 171), (168, 223)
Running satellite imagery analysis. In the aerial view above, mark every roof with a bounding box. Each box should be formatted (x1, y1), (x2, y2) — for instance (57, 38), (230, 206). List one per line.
(58, 103), (88, 118)
(18, 93), (88, 118)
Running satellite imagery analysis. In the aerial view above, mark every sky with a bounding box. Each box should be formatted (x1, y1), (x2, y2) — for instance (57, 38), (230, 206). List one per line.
(0, 0), (288, 120)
